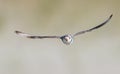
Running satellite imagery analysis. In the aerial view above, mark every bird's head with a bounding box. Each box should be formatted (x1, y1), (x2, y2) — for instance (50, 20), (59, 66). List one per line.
(60, 34), (73, 45)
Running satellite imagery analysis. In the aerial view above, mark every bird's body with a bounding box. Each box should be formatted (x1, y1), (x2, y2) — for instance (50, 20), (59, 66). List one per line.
(15, 14), (113, 45)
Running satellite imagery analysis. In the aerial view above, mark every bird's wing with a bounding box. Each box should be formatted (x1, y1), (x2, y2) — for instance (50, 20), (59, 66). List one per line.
(15, 31), (61, 39)
(73, 14), (113, 37)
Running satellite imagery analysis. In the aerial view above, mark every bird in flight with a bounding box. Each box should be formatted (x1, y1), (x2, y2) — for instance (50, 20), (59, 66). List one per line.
(15, 14), (113, 45)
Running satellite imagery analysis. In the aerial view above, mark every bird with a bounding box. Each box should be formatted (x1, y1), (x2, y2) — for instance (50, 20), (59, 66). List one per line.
(15, 14), (113, 45)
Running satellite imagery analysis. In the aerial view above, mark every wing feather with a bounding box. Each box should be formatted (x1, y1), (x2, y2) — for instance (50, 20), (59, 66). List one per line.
(73, 14), (113, 37)
(15, 31), (60, 39)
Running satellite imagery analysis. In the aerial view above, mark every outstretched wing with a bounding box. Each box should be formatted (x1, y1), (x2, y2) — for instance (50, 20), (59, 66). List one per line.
(73, 14), (113, 37)
(15, 31), (61, 39)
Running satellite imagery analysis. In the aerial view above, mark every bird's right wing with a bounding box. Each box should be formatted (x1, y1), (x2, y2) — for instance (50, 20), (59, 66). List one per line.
(15, 31), (61, 39)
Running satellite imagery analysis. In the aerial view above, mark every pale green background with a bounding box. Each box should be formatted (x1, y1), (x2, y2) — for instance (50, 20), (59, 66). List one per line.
(0, 0), (120, 74)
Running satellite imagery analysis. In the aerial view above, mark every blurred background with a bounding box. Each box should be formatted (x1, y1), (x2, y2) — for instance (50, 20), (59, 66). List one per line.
(0, 0), (120, 74)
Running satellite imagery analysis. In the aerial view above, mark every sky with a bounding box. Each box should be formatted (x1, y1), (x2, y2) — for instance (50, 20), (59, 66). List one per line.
(0, 0), (120, 74)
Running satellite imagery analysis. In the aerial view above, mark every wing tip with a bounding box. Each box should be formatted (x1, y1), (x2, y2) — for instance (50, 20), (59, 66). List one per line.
(15, 30), (23, 34)
(110, 14), (113, 19)
(105, 14), (113, 24)
(14, 30), (30, 37)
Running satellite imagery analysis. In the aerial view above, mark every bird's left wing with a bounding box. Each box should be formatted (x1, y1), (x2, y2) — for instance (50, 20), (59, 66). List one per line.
(73, 14), (113, 37)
